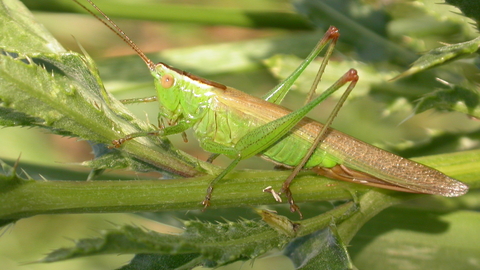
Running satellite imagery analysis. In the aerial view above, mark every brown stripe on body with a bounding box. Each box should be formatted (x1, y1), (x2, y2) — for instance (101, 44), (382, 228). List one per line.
(158, 62), (227, 90)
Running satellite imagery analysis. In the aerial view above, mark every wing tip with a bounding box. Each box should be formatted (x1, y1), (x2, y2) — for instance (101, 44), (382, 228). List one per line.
(441, 181), (469, 197)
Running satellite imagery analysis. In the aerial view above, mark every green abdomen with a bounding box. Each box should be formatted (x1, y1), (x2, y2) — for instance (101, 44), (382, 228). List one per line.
(260, 128), (340, 169)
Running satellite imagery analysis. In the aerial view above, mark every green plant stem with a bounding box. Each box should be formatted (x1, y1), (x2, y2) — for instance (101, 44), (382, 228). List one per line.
(0, 171), (356, 221)
(22, 0), (312, 30)
(1, 149), (478, 222)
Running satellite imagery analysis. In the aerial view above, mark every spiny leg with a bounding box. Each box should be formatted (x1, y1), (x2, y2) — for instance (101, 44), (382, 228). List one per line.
(280, 69), (359, 218)
(262, 26), (340, 105)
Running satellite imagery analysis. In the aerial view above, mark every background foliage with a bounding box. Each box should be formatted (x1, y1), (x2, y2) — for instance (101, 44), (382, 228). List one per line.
(1, 0), (480, 269)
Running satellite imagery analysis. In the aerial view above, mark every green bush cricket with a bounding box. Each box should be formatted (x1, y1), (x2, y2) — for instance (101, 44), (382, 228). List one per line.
(74, 0), (468, 217)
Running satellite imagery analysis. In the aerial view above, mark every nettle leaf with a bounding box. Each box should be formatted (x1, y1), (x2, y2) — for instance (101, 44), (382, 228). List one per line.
(0, 106), (43, 127)
(0, 0), (151, 145)
(0, 52), (201, 175)
(392, 37), (480, 80)
(0, 0), (64, 54)
(0, 0), (208, 176)
(445, 0), (480, 29)
(414, 79), (480, 119)
(0, 51), (130, 141)
(23, 192), (358, 269)
(41, 220), (291, 269)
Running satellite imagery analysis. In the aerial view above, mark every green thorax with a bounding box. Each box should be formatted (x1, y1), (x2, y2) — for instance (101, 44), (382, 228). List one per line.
(151, 63), (225, 126)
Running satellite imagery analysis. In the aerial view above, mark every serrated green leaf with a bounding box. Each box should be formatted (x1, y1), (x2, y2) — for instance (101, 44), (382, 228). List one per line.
(0, 1), (211, 177)
(0, 51), (123, 141)
(414, 80), (480, 119)
(392, 37), (480, 80)
(40, 220), (290, 269)
(0, 106), (43, 127)
(0, 0), (64, 53)
(445, 0), (480, 29)
(36, 203), (360, 269)
(284, 226), (352, 270)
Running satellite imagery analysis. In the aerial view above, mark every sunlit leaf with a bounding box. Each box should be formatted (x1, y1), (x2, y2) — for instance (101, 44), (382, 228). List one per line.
(392, 37), (480, 80)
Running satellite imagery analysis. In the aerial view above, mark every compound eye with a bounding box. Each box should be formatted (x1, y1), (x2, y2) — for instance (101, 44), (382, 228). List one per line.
(161, 74), (175, 88)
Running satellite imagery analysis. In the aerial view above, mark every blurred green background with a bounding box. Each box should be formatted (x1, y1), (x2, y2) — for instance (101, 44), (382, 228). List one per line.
(2, 0), (480, 269)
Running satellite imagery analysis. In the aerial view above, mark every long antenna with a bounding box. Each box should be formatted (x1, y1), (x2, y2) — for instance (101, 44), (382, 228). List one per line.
(72, 0), (156, 70)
